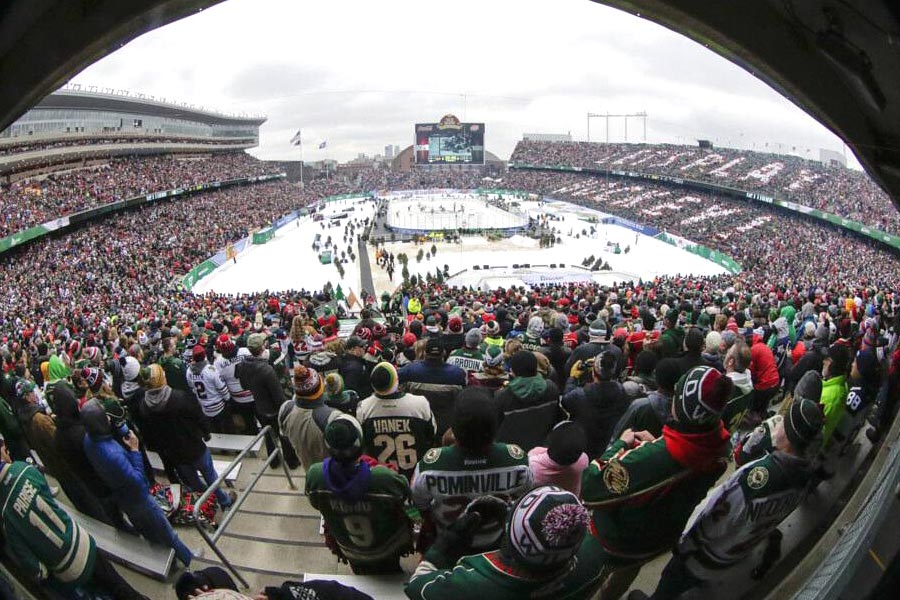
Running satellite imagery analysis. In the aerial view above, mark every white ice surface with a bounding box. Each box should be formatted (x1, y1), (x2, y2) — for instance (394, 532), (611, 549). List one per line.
(192, 194), (726, 297)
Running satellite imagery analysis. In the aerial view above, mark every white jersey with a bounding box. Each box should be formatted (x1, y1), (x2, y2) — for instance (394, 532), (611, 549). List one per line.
(679, 451), (810, 576)
(186, 362), (229, 417)
(214, 349), (254, 404)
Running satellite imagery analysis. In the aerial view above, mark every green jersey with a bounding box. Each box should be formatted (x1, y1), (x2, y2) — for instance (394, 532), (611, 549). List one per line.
(306, 462), (413, 565)
(0, 461), (96, 587)
(405, 550), (601, 600)
(411, 443), (532, 550)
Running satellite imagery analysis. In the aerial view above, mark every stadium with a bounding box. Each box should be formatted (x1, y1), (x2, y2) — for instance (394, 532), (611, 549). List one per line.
(0, 2), (899, 600)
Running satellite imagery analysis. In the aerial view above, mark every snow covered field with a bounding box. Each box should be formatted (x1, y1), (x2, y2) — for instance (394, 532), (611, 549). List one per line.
(192, 192), (727, 297)
(191, 197), (376, 295)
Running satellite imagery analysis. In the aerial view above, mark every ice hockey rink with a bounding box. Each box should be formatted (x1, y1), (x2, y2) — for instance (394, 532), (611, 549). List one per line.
(192, 192), (728, 297)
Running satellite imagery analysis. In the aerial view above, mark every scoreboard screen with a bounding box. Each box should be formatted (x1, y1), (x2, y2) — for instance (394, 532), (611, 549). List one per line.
(415, 115), (484, 165)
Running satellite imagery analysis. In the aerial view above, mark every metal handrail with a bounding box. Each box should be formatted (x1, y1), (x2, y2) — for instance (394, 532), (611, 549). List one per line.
(192, 425), (296, 588)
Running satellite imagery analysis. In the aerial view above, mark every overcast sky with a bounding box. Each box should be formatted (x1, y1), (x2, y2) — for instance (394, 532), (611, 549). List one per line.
(71, 0), (855, 165)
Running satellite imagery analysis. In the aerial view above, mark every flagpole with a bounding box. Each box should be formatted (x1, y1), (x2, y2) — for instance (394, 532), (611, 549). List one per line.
(300, 128), (304, 187)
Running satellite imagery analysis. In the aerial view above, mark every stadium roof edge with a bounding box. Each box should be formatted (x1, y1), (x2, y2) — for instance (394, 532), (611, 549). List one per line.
(593, 0), (900, 208)
(0, 0), (226, 133)
(36, 89), (266, 127)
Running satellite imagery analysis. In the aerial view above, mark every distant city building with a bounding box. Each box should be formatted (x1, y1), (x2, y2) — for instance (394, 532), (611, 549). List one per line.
(384, 144), (394, 160)
(820, 148), (847, 168)
(523, 132), (572, 142)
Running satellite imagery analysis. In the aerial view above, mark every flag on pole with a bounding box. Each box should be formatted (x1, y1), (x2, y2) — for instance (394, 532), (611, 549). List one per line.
(290, 129), (302, 146)
(346, 288), (358, 309)
(318, 140), (327, 149)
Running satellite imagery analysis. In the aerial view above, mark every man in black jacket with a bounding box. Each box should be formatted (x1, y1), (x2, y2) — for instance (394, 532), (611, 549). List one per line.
(563, 319), (619, 377)
(561, 351), (630, 459)
(540, 327), (571, 389)
(235, 333), (298, 469)
(338, 336), (373, 400)
(139, 365), (233, 508)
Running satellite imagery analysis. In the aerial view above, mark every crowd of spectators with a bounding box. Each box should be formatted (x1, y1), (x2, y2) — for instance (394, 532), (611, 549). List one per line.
(498, 169), (900, 291)
(0, 146), (897, 597)
(2, 265), (896, 598)
(511, 140), (900, 235)
(0, 152), (279, 238)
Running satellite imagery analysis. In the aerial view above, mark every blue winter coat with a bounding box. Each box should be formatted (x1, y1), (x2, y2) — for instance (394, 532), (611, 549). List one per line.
(398, 360), (466, 387)
(83, 434), (148, 502)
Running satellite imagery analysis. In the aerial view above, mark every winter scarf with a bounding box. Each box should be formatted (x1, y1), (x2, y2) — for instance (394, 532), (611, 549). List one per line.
(662, 423), (730, 474)
(507, 374), (547, 399)
(322, 456), (372, 503)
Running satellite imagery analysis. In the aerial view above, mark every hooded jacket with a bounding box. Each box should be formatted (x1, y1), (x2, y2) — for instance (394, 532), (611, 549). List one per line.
(494, 376), (562, 452)
(139, 385), (210, 465)
(562, 378), (630, 459)
(235, 355), (285, 418)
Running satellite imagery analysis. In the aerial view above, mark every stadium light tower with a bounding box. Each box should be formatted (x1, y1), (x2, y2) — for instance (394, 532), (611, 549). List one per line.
(587, 111), (648, 143)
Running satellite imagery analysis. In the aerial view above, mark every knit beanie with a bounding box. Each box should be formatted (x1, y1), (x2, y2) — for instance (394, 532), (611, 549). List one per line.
(854, 350), (880, 382)
(483, 320), (500, 336)
(448, 316), (463, 334)
(547, 327), (564, 345)
(506, 486), (590, 571)
(324, 414), (364, 462)
(293, 365), (323, 403)
(81, 367), (102, 393)
(527, 316), (544, 338)
(784, 397), (825, 451)
(401, 332), (417, 348)
(192, 344), (206, 363)
(705, 331), (722, 354)
(146, 364), (167, 390)
(84, 346), (100, 364)
(465, 328), (483, 348)
(588, 319), (607, 340)
(122, 356), (141, 382)
(370, 361), (400, 397)
(547, 421), (587, 466)
(793, 370), (823, 403)
(324, 373), (345, 400)
(483, 345), (504, 368)
(827, 343), (851, 376)
(509, 350), (538, 378)
(673, 366), (732, 426)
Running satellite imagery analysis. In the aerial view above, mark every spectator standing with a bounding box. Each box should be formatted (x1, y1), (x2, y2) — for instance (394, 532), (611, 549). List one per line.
(186, 345), (232, 434)
(631, 397), (824, 599)
(561, 351), (630, 459)
(411, 388), (532, 554)
(494, 351), (562, 452)
(139, 365), (234, 509)
(306, 415), (414, 574)
(279, 365), (340, 471)
(356, 362), (436, 481)
(236, 333), (298, 469)
(81, 399), (193, 567)
(577, 366), (733, 599)
(338, 336), (373, 400)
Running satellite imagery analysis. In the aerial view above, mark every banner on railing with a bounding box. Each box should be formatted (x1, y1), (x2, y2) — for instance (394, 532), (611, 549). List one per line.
(252, 227), (275, 245)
